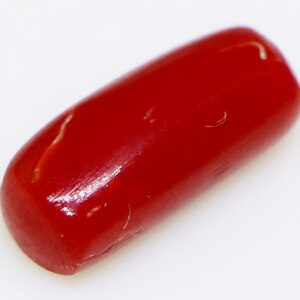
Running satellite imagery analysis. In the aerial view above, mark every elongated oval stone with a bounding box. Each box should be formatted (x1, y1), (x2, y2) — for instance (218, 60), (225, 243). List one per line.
(1, 27), (299, 275)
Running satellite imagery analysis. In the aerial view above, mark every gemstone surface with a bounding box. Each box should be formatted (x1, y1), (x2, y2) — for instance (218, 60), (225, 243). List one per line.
(1, 27), (299, 275)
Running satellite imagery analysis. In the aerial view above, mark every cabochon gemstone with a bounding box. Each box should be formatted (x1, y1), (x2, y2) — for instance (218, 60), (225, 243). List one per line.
(1, 27), (299, 275)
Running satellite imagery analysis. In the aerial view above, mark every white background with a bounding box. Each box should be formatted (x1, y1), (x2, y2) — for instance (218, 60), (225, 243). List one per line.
(1, 1), (300, 299)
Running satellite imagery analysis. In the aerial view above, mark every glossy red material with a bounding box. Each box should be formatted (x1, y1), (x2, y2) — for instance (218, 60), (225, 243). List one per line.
(1, 28), (299, 275)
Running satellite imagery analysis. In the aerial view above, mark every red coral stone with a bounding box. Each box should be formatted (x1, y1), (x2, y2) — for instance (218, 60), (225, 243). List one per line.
(1, 27), (299, 275)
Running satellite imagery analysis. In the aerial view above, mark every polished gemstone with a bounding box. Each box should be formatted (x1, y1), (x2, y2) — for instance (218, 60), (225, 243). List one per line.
(1, 27), (299, 275)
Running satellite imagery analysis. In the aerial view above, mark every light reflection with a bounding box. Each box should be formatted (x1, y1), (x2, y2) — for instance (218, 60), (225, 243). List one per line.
(61, 206), (76, 217)
(86, 205), (102, 218)
(220, 40), (268, 61)
(46, 131), (152, 217)
(31, 111), (74, 183)
(47, 165), (123, 216)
